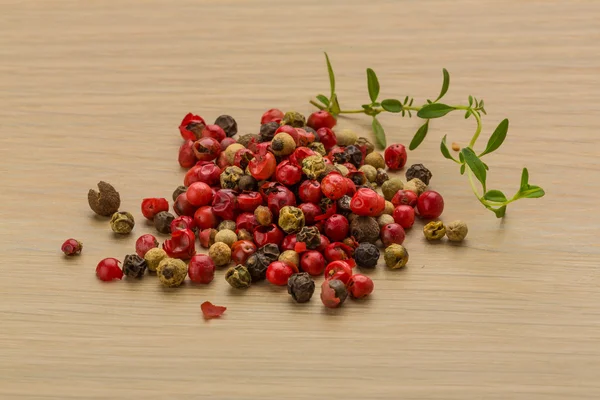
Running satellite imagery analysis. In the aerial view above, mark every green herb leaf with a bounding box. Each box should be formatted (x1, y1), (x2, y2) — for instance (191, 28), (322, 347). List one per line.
(468, 95), (473, 106)
(480, 119), (509, 157)
(417, 103), (456, 119)
(461, 147), (487, 190)
(330, 94), (341, 116)
(324, 52), (335, 99)
(459, 152), (464, 163)
(460, 164), (466, 175)
(440, 135), (456, 161)
(435, 68), (450, 102)
(373, 102), (381, 107)
(409, 121), (429, 150)
(366, 68), (380, 103)
(362, 104), (372, 110)
(520, 168), (529, 188)
(372, 117), (386, 149)
(381, 99), (402, 113)
(316, 94), (330, 107)
(465, 110), (471, 119)
(483, 190), (507, 202)
(519, 185), (545, 199)
(492, 205), (507, 218)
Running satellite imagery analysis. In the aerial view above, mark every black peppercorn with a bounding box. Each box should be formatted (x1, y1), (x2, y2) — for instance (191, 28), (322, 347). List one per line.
(345, 145), (363, 168)
(333, 150), (350, 164)
(296, 226), (321, 249)
(405, 163), (433, 185)
(287, 273), (315, 303)
(154, 211), (175, 234)
(122, 254), (148, 278)
(337, 195), (352, 216)
(238, 175), (257, 191)
(214, 115), (238, 137)
(375, 168), (389, 186)
(259, 121), (279, 142)
(245, 244), (280, 282)
(354, 243), (380, 269)
(349, 171), (367, 186)
(172, 185), (187, 202)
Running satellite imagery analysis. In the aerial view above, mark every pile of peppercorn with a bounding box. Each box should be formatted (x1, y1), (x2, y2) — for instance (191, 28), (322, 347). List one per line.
(63, 107), (468, 312)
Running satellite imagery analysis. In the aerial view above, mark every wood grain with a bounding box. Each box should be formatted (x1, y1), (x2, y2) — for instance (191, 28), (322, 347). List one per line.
(1, 1), (599, 399)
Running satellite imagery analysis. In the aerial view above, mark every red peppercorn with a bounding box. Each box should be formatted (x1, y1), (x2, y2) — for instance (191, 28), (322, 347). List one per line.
(188, 254), (215, 284)
(173, 192), (198, 217)
(296, 128), (316, 147)
(233, 148), (255, 170)
(201, 124), (226, 142)
(320, 279), (348, 308)
(298, 180), (322, 204)
(323, 214), (349, 242)
(248, 149), (277, 181)
(300, 250), (326, 276)
(298, 202), (320, 224)
(350, 188), (385, 217)
(275, 160), (302, 186)
(186, 182), (212, 207)
(220, 137), (237, 151)
(61, 238), (82, 256)
(267, 187), (296, 216)
(193, 206), (219, 230)
(347, 274), (374, 299)
(317, 235), (330, 253)
(253, 224), (284, 248)
(141, 198), (169, 220)
(216, 152), (230, 169)
(212, 189), (238, 220)
(178, 140), (197, 168)
(324, 260), (353, 284)
(289, 147), (316, 167)
(321, 173), (348, 200)
(316, 127), (337, 150)
(255, 141), (271, 154)
(384, 144), (407, 170)
(236, 212), (259, 232)
(192, 137), (222, 162)
(307, 110), (336, 131)
(345, 178), (357, 196)
(237, 192), (263, 213)
(259, 181), (283, 202)
(96, 258), (123, 281)
(184, 162), (221, 187)
(266, 261), (295, 286)
(324, 242), (353, 263)
(261, 108), (285, 124)
(275, 125), (299, 144)
(135, 234), (159, 257)
(417, 191), (445, 219)
(323, 157), (334, 167)
(392, 205), (415, 229)
(392, 190), (418, 208)
(170, 216), (196, 232)
(281, 234), (298, 251)
(199, 228), (217, 248)
(231, 240), (257, 265)
(380, 223), (406, 246)
(179, 113), (206, 141)
(163, 228), (196, 259)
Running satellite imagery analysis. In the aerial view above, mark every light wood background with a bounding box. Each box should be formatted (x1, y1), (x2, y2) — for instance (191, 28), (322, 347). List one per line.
(1, 1), (599, 399)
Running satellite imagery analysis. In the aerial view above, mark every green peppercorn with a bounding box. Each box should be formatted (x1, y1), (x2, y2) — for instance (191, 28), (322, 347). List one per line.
(237, 229), (253, 242)
(271, 132), (296, 156)
(88, 181), (121, 217)
(359, 165), (377, 183)
(423, 221), (446, 241)
(354, 243), (380, 268)
(215, 229), (237, 247)
(259, 122), (279, 142)
(209, 242), (231, 267)
(355, 137), (374, 154)
(334, 164), (350, 177)
(377, 214), (395, 227)
(302, 155), (326, 180)
(382, 178), (405, 201)
(375, 168), (389, 186)
(172, 185), (187, 202)
(336, 129), (358, 147)
(154, 211), (175, 234)
(218, 220), (236, 231)
(224, 143), (245, 164)
(281, 111), (306, 128)
(122, 254), (147, 278)
(279, 250), (299, 268)
(384, 244), (409, 269)
(278, 206), (305, 234)
(287, 272), (315, 303)
(446, 220), (468, 242)
(214, 114), (237, 137)
(384, 201), (394, 215)
(406, 163), (433, 185)
(110, 211), (135, 234)
(144, 247), (168, 272)
(405, 178), (427, 196)
(364, 152), (385, 169)
(225, 265), (252, 289)
(296, 226), (321, 249)
(254, 205), (272, 226)
(350, 216), (380, 244)
(220, 166), (244, 190)
(237, 133), (260, 149)
(157, 258), (188, 287)
(308, 141), (326, 156)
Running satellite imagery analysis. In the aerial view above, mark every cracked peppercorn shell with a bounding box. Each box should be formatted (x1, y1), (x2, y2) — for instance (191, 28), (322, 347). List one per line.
(287, 272), (315, 303)
(88, 181), (121, 217)
(237, 228), (253, 241)
(238, 175), (257, 191)
(122, 254), (148, 278)
(110, 211), (135, 234)
(214, 115), (238, 137)
(144, 247), (168, 272)
(406, 163), (433, 185)
(445, 220), (468, 242)
(217, 220), (236, 231)
(381, 178), (405, 201)
(404, 178), (427, 196)
(157, 258), (188, 287)
(337, 195), (352, 216)
(225, 265), (252, 289)
(423, 220), (446, 241)
(321, 279), (348, 308)
(354, 243), (380, 269)
(364, 152), (385, 170)
(172, 186), (187, 202)
(359, 165), (377, 182)
(384, 244), (409, 269)
(281, 111), (306, 128)
(278, 206), (305, 234)
(209, 242), (231, 267)
(224, 143), (245, 164)
(271, 133), (296, 156)
(154, 211), (175, 234)
(259, 122), (279, 142)
(237, 133), (260, 149)
(350, 216), (380, 244)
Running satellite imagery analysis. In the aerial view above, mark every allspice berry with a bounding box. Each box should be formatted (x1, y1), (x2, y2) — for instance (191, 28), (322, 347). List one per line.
(154, 211), (175, 234)
(287, 273), (315, 303)
(122, 254), (147, 278)
(404, 178), (427, 195)
(225, 265), (252, 289)
(423, 221), (446, 241)
(281, 111), (306, 128)
(350, 216), (380, 244)
(110, 211), (135, 234)
(302, 155), (326, 180)
(279, 250), (299, 268)
(382, 178), (404, 201)
(406, 163), (433, 185)
(278, 206), (305, 233)
(336, 129), (358, 147)
(445, 220), (468, 242)
(271, 133), (296, 156)
(359, 165), (377, 183)
(254, 205), (273, 226)
(214, 115), (238, 137)
(157, 258), (188, 287)
(384, 244), (409, 269)
(144, 247), (168, 272)
(364, 152), (385, 170)
(220, 166), (244, 190)
(215, 229), (237, 248)
(88, 181), (120, 217)
(209, 242), (231, 267)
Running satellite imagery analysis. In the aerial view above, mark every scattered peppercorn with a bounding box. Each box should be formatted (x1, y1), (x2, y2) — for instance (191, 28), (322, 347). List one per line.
(320, 279), (348, 308)
(225, 265), (252, 289)
(259, 121), (279, 142)
(61, 239), (82, 256)
(215, 229), (237, 248)
(377, 214), (395, 227)
(336, 129), (358, 147)
(345, 145), (363, 168)
(337, 195), (352, 216)
(422, 220), (445, 240)
(220, 166), (244, 189)
(254, 205), (273, 226)
(287, 273), (315, 303)
(238, 175), (257, 191)
(350, 216), (380, 244)
(364, 152), (385, 170)
(144, 247), (168, 272)
(347, 274), (374, 299)
(406, 164), (433, 185)
(308, 141), (326, 156)
(281, 111), (306, 128)
(96, 258), (123, 281)
(245, 243), (280, 282)
(271, 132), (296, 156)
(237, 133), (260, 149)
(110, 211), (135, 234)
(375, 168), (389, 186)
(404, 178), (427, 196)
(122, 254), (147, 278)
(452, 142), (461, 151)
(355, 137), (374, 155)
(154, 211), (175, 234)
(199, 228), (218, 248)
(278, 206), (305, 233)
(214, 115), (237, 137)
(209, 242), (231, 267)
(384, 244), (409, 269)
(359, 165), (377, 183)
(445, 220), (468, 242)
(157, 258), (188, 287)
(88, 181), (121, 217)
(381, 178), (405, 201)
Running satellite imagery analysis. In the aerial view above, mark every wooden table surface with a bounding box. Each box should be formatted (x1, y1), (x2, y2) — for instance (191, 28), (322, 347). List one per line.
(1, 1), (599, 399)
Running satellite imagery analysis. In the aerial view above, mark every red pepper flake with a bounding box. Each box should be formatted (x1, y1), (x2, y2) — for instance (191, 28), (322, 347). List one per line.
(314, 202), (337, 221)
(294, 242), (307, 253)
(201, 301), (227, 319)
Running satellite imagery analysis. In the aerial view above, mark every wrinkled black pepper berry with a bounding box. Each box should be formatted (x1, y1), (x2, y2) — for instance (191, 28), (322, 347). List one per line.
(354, 243), (380, 269)
(375, 168), (389, 186)
(259, 122), (279, 142)
(349, 171), (367, 186)
(337, 195), (352, 216)
(333, 150), (350, 164)
(238, 175), (257, 191)
(123, 254), (148, 278)
(287, 273), (315, 303)
(172, 186), (187, 202)
(154, 211), (175, 234)
(245, 244), (280, 282)
(405, 163), (433, 185)
(296, 226), (321, 249)
(214, 115), (238, 137)
(345, 145), (363, 168)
